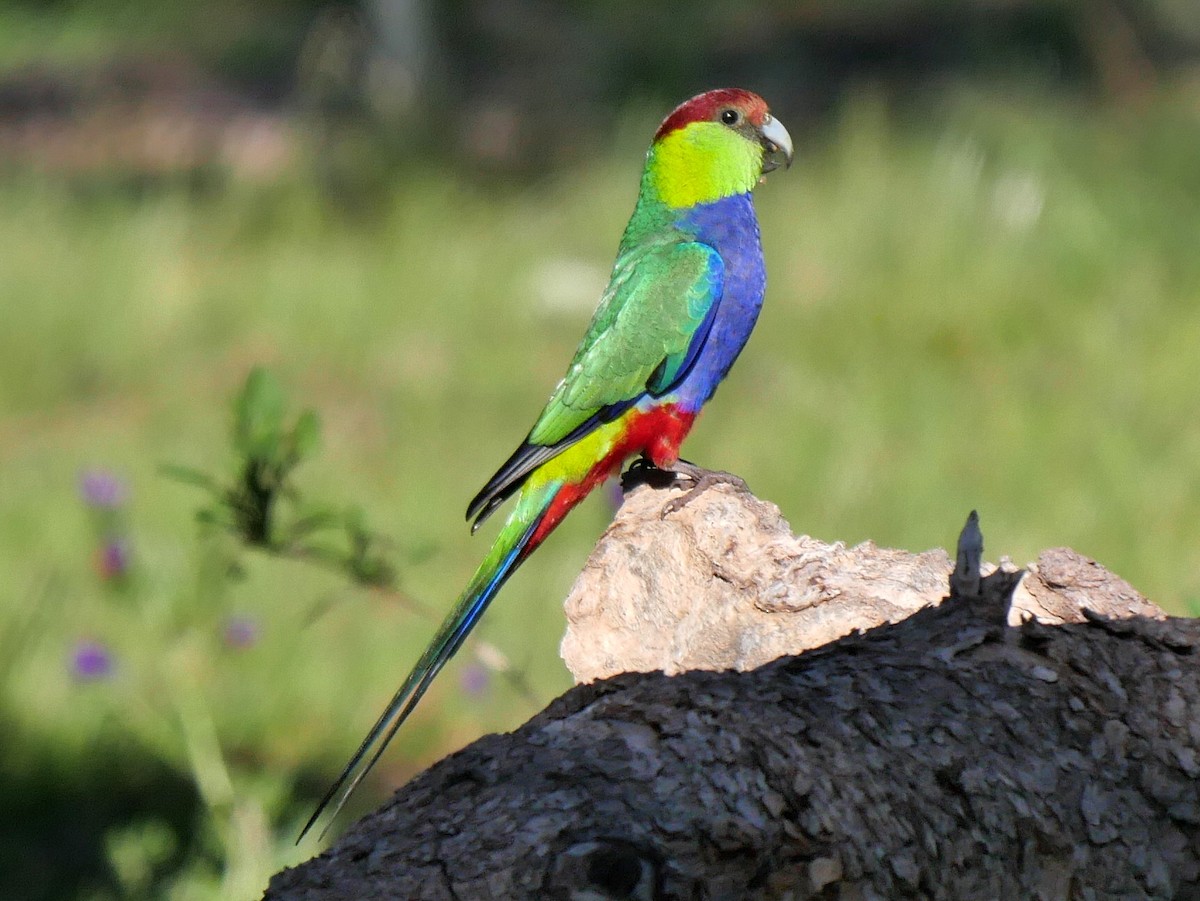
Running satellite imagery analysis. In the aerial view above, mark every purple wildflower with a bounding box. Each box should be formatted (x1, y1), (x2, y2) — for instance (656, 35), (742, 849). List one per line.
(94, 538), (131, 580)
(222, 616), (260, 649)
(460, 662), (491, 697)
(72, 639), (114, 681)
(79, 469), (128, 509)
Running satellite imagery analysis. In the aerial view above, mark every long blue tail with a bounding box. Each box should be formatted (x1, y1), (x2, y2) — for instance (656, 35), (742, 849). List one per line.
(297, 483), (559, 842)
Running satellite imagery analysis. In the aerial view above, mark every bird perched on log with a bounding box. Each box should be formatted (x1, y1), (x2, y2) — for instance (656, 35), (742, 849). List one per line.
(301, 87), (793, 840)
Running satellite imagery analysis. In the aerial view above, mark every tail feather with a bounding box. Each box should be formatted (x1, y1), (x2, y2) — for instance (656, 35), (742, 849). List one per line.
(297, 484), (559, 843)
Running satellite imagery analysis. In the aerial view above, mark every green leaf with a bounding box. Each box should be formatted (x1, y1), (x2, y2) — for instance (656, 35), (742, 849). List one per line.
(233, 367), (286, 460)
(195, 507), (233, 529)
(352, 555), (396, 589)
(283, 507), (341, 541)
(158, 463), (223, 495)
(289, 409), (321, 463)
(341, 504), (366, 536)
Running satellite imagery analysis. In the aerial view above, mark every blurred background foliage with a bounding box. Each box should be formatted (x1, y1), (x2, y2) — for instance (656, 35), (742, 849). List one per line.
(2, 0), (1200, 897)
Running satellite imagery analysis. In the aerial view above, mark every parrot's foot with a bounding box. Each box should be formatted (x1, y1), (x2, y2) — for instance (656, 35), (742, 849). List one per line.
(621, 457), (677, 492)
(660, 461), (749, 517)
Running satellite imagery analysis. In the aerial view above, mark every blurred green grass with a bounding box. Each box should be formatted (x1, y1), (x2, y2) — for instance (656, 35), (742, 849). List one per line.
(3, 85), (1200, 896)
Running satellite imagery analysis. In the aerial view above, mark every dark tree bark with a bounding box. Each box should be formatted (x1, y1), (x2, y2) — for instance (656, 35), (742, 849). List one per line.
(267, 482), (1200, 900)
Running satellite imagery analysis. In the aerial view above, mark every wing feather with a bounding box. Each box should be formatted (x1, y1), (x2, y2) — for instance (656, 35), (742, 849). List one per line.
(466, 241), (723, 527)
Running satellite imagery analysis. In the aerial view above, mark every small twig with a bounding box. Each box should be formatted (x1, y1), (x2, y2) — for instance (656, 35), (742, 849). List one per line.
(951, 510), (983, 598)
(247, 540), (431, 618)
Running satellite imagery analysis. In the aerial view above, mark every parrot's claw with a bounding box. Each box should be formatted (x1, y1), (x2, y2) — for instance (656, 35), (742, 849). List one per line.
(661, 461), (749, 517)
(621, 457), (677, 492)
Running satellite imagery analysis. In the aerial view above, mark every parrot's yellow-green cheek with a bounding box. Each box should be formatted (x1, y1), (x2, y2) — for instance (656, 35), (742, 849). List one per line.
(648, 121), (765, 209)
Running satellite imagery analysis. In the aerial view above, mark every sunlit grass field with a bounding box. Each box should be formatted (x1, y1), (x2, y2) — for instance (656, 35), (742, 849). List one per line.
(3, 86), (1200, 897)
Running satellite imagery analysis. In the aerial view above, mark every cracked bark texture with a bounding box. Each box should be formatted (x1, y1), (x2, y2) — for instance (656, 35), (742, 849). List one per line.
(562, 482), (1161, 683)
(267, 483), (1200, 900)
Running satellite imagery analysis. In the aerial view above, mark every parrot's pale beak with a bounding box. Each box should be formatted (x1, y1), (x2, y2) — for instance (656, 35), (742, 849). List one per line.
(759, 114), (794, 173)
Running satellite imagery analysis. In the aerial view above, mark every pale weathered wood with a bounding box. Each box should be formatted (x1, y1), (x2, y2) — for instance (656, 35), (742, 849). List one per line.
(267, 481), (1199, 900)
(561, 480), (1162, 683)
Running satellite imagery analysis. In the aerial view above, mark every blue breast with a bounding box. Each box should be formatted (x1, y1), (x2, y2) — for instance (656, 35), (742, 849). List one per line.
(673, 192), (766, 412)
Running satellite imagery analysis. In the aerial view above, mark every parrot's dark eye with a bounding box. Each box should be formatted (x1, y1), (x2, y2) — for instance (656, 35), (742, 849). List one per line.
(720, 109), (739, 125)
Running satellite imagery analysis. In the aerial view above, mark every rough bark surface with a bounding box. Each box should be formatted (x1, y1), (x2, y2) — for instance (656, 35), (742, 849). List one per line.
(562, 482), (1162, 683)
(267, 482), (1200, 900)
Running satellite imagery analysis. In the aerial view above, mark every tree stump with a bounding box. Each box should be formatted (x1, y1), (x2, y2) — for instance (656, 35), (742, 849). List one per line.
(266, 480), (1200, 900)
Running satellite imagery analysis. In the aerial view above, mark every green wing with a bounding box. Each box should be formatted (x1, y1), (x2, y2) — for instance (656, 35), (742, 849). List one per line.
(466, 239), (724, 526)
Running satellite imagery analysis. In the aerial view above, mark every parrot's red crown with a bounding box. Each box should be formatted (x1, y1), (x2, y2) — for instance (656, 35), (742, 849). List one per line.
(654, 89), (769, 142)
